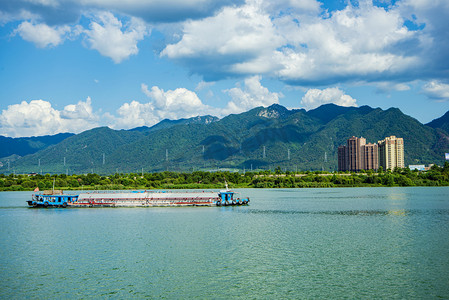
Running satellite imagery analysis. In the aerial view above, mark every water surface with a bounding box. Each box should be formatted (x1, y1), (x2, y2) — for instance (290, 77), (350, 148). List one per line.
(1, 187), (448, 298)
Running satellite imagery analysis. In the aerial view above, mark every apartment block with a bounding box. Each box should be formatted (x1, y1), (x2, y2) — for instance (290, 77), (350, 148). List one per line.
(378, 136), (404, 170)
(361, 143), (378, 170)
(338, 136), (403, 171)
(338, 136), (366, 172)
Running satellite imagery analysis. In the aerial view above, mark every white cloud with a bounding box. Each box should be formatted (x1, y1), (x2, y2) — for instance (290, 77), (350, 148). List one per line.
(61, 96), (96, 119)
(223, 75), (282, 114)
(160, 0), (440, 85)
(422, 81), (449, 101)
(112, 84), (214, 129)
(114, 100), (156, 129)
(144, 84), (212, 118)
(84, 12), (149, 63)
(162, 3), (284, 79)
(301, 87), (357, 110)
(15, 21), (74, 48)
(275, 3), (418, 84)
(0, 98), (99, 137)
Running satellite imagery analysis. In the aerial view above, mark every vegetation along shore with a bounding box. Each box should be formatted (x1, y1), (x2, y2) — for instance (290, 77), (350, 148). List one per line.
(1, 163), (448, 191)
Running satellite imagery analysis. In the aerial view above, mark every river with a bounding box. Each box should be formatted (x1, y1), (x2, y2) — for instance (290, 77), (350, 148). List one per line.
(1, 187), (448, 298)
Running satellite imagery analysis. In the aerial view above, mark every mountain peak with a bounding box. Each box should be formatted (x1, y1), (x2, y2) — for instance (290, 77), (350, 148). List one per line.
(307, 104), (360, 123)
(129, 115), (219, 133)
(257, 104), (291, 119)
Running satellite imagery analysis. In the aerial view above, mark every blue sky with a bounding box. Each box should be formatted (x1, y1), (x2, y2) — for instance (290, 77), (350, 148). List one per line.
(0, 0), (448, 137)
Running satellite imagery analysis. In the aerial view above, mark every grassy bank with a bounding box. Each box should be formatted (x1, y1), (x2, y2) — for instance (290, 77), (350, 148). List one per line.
(1, 163), (448, 191)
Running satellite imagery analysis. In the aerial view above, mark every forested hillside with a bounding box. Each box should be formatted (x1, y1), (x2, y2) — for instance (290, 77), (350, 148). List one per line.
(2, 104), (448, 174)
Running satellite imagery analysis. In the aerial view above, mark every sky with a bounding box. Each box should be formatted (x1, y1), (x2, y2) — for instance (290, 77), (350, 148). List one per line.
(0, 0), (448, 137)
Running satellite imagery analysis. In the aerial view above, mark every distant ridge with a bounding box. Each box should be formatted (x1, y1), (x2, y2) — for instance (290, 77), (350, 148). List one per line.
(426, 110), (449, 134)
(0, 133), (74, 159)
(2, 104), (448, 174)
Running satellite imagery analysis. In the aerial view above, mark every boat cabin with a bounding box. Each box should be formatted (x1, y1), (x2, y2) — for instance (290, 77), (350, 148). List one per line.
(27, 193), (78, 208)
(216, 190), (246, 206)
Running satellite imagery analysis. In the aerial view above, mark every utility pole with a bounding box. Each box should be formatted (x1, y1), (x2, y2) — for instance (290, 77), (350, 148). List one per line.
(288, 148), (290, 160)
(263, 146), (266, 159)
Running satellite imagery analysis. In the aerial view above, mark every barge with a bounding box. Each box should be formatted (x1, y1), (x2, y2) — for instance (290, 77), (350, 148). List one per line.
(27, 188), (249, 208)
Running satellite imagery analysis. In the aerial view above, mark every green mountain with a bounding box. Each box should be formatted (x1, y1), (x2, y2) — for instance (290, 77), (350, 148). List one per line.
(3, 104), (449, 174)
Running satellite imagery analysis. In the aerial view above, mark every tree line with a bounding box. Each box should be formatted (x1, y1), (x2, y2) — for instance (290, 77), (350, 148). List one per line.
(1, 163), (448, 191)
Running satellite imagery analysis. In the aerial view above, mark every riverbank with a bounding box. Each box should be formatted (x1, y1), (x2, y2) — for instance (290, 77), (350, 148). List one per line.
(1, 163), (448, 191)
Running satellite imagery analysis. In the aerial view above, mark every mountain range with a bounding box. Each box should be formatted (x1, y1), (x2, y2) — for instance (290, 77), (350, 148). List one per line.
(1, 104), (448, 174)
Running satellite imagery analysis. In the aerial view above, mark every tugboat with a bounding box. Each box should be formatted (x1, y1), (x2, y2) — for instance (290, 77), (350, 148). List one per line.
(27, 190), (78, 208)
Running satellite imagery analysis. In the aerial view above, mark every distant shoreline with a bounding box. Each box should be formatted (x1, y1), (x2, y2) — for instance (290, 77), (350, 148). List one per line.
(1, 166), (448, 191)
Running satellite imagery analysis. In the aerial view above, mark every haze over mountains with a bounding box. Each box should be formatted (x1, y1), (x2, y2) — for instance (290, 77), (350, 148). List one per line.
(1, 104), (448, 174)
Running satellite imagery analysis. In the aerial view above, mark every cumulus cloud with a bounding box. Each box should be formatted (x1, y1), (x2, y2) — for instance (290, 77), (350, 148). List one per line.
(275, 3), (418, 85)
(162, 2), (284, 80)
(61, 96), (96, 119)
(6, 0), (449, 85)
(112, 84), (214, 129)
(0, 98), (99, 137)
(15, 21), (75, 48)
(84, 12), (148, 63)
(223, 75), (282, 114)
(422, 81), (449, 101)
(114, 100), (156, 129)
(161, 0), (449, 86)
(301, 87), (357, 110)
